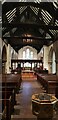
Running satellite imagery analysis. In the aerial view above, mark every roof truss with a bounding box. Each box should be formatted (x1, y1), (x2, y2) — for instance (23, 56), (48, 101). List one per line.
(2, 2), (58, 52)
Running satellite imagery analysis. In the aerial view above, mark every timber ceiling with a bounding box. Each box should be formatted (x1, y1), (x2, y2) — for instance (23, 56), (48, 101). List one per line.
(2, 2), (58, 53)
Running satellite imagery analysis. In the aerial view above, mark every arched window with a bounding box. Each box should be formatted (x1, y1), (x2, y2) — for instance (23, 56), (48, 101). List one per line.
(23, 51), (25, 59)
(26, 48), (29, 59)
(23, 48), (34, 67)
(2, 45), (7, 73)
(23, 48), (33, 59)
(30, 51), (33, 59)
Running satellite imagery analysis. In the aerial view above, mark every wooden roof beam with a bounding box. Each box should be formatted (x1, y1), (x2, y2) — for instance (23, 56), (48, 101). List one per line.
(2, 36), (53, 41)
(2, 23), (58, 30)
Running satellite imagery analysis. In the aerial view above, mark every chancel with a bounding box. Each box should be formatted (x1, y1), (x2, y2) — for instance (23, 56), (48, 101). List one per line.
(0, 1), (58, 120)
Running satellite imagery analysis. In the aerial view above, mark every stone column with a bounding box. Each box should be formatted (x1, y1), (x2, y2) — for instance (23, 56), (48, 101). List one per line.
(6, 44), (11, 73)
(48, 61), (52, 73)
(43, 45), (49, 70)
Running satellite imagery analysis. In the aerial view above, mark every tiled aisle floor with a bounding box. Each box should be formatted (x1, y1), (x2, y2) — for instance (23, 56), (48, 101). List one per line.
(11, 73), (58, 120)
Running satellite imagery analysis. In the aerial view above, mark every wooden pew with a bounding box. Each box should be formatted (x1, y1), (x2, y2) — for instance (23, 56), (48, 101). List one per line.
(0, 89), (16, 119)
(36, 73), (58, 95)
(0, 73), (22, 120)
(1, 98), (12, 120)
(41, 75), (58, 94)
(2, 73), (22, 92)
(2, 86), (16, 104)
(2, 90), (15, 110)
(0, 90), (15, 120)
(0, 90), (13, 120)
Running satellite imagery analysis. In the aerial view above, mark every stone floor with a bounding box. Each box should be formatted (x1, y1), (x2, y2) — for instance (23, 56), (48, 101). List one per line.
(11, 73), (58, 120)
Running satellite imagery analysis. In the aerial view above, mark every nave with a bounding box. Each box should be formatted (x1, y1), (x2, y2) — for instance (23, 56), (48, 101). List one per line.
(11, 73), (58, 120)
(1, 2), (58, 120)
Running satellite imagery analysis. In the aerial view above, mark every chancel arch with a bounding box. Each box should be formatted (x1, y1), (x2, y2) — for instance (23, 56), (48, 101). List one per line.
(18, 46), (37, 59)
(18, 46), (37, 69)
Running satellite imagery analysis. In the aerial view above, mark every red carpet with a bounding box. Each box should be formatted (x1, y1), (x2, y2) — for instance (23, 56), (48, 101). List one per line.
(22, 72), (37, 80)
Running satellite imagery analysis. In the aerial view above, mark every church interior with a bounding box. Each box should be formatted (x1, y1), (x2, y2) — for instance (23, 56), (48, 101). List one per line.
(0, 1), (58, 120)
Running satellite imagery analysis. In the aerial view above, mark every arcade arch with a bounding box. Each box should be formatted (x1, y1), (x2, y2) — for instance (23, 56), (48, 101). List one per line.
(2, 45), (7, 73)
(48, 47), (56, 74)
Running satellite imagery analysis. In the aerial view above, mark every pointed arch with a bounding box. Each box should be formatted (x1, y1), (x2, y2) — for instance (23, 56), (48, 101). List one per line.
(2, 45), (7, 73)
(2, 45), (7, 61)
(48, 47), (56, 74)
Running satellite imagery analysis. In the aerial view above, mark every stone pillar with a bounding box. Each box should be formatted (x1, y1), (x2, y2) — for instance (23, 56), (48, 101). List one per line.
(48, 61), (52, 73)
(43, 46), (49, 70)
(6, 44), (11, 73)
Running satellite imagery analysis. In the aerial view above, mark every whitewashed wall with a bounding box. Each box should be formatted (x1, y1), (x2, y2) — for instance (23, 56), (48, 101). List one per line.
(18, 46), (37, 59)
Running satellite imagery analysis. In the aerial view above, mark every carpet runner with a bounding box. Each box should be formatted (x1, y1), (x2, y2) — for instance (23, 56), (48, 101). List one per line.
(22, 72), (37, 80)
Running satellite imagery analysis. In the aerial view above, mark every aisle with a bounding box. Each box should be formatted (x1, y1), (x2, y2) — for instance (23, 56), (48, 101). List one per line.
(11, 73), (58, 120)
(11, 73), (44, 119)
